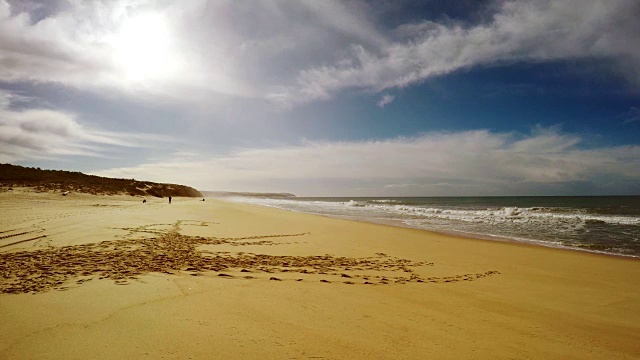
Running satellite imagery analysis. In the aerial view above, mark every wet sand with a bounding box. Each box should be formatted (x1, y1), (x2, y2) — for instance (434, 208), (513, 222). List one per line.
(1, 189), (639, 359)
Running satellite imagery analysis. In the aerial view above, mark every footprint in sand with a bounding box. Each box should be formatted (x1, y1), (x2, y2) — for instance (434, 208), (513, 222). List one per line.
(0, 221), (500, 294)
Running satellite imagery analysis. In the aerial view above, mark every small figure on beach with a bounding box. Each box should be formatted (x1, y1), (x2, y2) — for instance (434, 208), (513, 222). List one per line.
(202, 198), (205, 201)
(168, 196), (172, 204)
(142, 199), (146, 204)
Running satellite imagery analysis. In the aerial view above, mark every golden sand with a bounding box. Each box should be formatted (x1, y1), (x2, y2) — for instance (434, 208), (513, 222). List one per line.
(1, 189), (639, 359)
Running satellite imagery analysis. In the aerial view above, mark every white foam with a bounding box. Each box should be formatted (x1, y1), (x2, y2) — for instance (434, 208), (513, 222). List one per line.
(227, 197), (639, 257)
(236, 197), (639, 226)
(345, 200), (366, 207)
(377, 204), (639, 226)
(369, 199), (401, 204)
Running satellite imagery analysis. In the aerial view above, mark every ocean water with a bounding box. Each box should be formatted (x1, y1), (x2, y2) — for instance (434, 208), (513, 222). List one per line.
(228, 196), (640, 258)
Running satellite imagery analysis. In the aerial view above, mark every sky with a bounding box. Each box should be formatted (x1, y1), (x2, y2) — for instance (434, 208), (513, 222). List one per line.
(1, 0), (640, 196)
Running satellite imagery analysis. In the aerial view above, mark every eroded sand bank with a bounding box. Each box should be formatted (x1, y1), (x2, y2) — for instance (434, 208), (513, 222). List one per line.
(1, 190), (639, 359)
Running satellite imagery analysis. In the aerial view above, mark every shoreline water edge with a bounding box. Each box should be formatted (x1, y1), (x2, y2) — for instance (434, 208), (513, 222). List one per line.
(227, 196), (640, 259)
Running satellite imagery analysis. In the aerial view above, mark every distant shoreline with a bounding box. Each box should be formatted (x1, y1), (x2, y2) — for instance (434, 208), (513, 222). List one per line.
(202, 191), (296, 199)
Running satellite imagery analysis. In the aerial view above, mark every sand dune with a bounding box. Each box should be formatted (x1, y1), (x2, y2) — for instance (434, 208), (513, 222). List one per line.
(0, 189), (639, 359)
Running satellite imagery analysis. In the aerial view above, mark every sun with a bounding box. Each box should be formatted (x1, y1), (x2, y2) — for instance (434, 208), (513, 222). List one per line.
(112, 13), (177, 82)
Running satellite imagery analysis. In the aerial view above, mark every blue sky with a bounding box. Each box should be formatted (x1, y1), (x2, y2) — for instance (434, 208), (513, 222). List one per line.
(1, 0), (639, 196)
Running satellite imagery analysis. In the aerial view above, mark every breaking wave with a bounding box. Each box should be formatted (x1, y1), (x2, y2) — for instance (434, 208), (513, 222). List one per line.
(230, 196), (640, 257)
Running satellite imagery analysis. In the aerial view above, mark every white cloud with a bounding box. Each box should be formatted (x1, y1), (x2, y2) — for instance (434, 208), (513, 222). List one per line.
(377, 94), (395, 108)
(0, 90), (169, 162)
(1, 0), (638, 109)
(93, 128), (640, 196)
(273, 0), (640, 107)
(0, 0), (385, 105)
(0, 0), (258, 101)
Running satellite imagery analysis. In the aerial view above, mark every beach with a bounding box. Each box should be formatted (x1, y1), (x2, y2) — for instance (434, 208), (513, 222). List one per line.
(1, 189), (639, 359)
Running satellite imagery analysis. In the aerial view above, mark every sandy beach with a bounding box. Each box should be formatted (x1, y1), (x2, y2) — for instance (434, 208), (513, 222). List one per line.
(1, 189), (639, 359)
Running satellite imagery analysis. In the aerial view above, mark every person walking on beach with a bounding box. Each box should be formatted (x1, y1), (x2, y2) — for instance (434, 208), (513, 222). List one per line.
(168, 196), (172, 204)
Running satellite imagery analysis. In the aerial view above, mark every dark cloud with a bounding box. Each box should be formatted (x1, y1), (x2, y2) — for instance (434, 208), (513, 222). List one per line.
(7, 0), (70, 23)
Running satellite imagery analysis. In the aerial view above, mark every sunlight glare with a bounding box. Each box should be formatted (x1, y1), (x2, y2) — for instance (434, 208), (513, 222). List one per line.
(113, 13), (177, 82)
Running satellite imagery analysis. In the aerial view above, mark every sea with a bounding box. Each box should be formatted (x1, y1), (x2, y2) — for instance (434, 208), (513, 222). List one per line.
(227, 196), (640, 258)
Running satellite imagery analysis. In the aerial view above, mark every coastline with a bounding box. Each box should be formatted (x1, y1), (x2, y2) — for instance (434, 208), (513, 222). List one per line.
(232, 198), (640, 260)
(1, 190), (639, 359)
